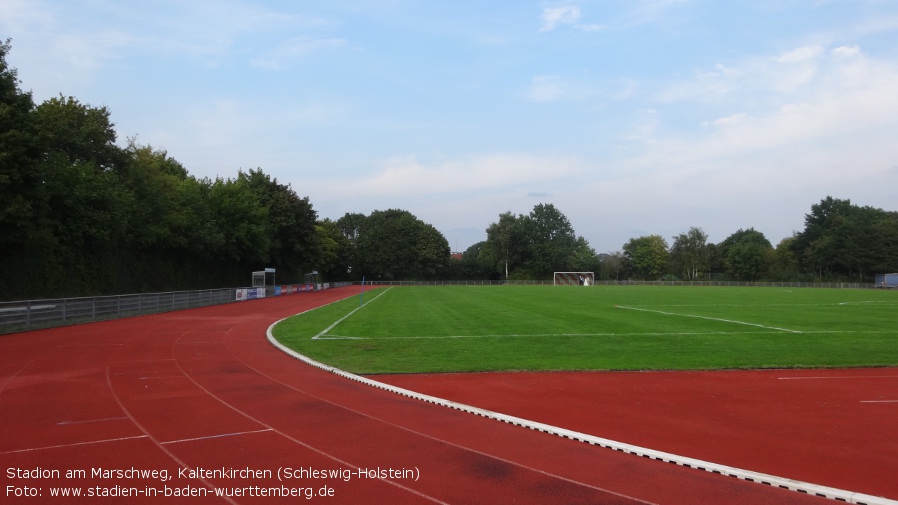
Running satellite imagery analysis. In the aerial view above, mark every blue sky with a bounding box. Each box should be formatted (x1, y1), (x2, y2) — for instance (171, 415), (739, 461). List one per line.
(3, 1), (898, 253)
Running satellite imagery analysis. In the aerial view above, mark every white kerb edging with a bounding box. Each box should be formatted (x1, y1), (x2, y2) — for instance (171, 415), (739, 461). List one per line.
(267, 319), (896, 505)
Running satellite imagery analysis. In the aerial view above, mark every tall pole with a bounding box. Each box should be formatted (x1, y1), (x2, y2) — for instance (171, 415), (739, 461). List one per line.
(360, 276), (365, 307)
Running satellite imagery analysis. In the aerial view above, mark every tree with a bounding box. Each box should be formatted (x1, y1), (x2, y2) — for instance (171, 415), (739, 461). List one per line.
(237, 169), (318, 278)
(337, 212), (368, 280)
(569, 236), (600, 273)
(482, 203), (595, 279)
(315, 218), (352, 281)
(771, 235), (801, 281)
(791, 197), (898, 280)
(719, 228), (773, 281)
(458, 242), (498, 279)
(29, 94), (131, 294)
(622, 235), (669, 280)
(356, 209), (449, 280)
(520, 203), (579, 278)
(482, 211), (524, 279)
(599, 252), (625, 280)
(0, 39), (41, 252)
(669, 227), (709, 280)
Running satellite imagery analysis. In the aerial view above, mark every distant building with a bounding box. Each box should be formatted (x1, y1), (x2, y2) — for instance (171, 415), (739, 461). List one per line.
(450, 252), (463, 261)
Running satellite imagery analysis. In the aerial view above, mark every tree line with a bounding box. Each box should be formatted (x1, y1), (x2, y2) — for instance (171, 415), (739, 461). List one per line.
(463, 197), (898, 283)
(1, 40), (452, 299)
(3, 41), (896, 299)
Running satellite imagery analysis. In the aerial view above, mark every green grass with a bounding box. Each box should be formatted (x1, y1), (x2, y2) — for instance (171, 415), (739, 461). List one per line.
(271, 285), (898, 374)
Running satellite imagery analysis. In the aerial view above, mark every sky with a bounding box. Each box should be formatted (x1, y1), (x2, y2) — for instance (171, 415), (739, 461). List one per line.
(3, 0), (898, 254)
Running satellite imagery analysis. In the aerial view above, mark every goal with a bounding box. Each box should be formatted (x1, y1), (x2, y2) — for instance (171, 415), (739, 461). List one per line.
(553, 272), (595, 286)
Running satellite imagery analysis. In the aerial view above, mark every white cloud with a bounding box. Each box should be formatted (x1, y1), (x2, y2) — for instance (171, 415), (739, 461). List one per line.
(250, 37), (348, 69)
(775, 45), (824, 63)
(525, 75), (564, 102)
(712, 112), (748, 127)
(540, 4), (582, 32)
(576, 23), (606, 32)
(831, 45), (861, 58)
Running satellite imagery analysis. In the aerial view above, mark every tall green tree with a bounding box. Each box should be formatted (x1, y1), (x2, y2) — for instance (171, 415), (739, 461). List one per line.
(336, 212), (368, 279)
(669, 227), (709, 280)
(0, 39), (41, 251)
(622, 235), (669, 280)
(482, 204), (595, 279)
(31, 94), (130, 294)
(719, 228), (773, 281)
(791, 197), (898, 280)
(237, 168), (318, 278)
(356, 209), (449, 280)
(315, 218), (352, 281)
(482, 211), (524, 279)
(1, 39), (44, 296)
(457, 241), (498, 280)
(520, 203), (579, 278)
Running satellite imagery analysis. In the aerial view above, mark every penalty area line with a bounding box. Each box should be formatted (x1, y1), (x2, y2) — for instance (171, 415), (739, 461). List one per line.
(312, 286), (393, 340)
(316, 330), (811, 340)
(616, 305), (802, 334)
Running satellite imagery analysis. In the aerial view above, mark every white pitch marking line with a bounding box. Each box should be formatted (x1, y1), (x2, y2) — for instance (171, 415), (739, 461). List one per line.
(319, 330), (800, 340)
(778, 375), (898, 380)
(312, 287), (393, 340)
(616, 305), (802, 334)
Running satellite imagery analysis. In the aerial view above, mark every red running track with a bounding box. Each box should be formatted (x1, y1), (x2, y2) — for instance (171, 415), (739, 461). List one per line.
(0, 287), (889, 504)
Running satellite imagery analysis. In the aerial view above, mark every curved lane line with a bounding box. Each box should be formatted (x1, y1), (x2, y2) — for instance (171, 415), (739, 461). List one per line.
(222, 325), (657, 504)
(170, 329), (452, 505)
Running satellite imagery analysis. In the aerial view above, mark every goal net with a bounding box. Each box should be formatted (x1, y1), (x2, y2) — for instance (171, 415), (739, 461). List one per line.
(553, 272), (595, 286)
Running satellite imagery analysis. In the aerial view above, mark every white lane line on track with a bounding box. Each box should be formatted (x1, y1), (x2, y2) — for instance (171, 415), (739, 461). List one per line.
(860, 400), (898, 403)
(161, 428), (273, 445)
(1, 435), (149, 455)
(56, 416), (129, 425)
(268, 321), (898, 505)
(312, 287), (393, 340)
(170, 351), (454, 505)
(616, 305), (803, 333)
(106, 362), (240, 505)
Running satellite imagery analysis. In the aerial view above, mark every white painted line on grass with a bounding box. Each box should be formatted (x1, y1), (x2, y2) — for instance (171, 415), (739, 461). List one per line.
(267, 322), (897, 505)
(318, 330), (841, 341)
(616, 305), (803, 334)
(778, 376), (898, 380)
(312, 287), (393, 340)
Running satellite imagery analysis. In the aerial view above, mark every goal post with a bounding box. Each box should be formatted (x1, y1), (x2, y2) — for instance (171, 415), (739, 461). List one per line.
(553, 272), (595, 286)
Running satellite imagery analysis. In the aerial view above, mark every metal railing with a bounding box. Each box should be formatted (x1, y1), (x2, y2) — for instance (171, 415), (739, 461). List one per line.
(0, 288), (237, 335)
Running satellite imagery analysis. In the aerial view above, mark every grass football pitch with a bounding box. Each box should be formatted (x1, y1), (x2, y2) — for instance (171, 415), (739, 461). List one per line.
(272, 285), (898, 374)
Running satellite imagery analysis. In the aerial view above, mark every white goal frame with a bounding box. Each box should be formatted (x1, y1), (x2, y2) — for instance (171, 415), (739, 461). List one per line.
(553, 272), (595, 286)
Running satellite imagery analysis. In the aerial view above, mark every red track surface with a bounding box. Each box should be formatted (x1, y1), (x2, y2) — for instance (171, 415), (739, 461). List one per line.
(0, 288), (891, 504)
